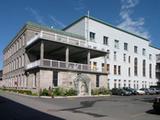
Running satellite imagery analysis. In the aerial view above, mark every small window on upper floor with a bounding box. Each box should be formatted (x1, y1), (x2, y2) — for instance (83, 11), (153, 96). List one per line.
(124, 43), (128, 51)
(114, 40), (119, 49)
(142, 48), (146, 56)
(103, 36), (108, 45)
(134, 46), (138, 53)
(89, 32), (95, 41)
(149, 54), (152, 60)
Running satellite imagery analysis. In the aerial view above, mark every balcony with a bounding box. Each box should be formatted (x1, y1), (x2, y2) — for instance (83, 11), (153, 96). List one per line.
(26, 31), (106, 52)
(26, 59), (106, 74)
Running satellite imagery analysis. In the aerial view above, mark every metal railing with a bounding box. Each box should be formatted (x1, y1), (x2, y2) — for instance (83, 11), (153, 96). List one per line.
(26, 59), (105, 73)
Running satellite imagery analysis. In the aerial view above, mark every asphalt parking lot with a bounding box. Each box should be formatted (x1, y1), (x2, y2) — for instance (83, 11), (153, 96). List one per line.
(0, 91), (160, 120)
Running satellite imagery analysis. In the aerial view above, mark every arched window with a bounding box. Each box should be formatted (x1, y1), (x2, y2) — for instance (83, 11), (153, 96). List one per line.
(134, 58), (138, 76)
(142, 60), (146, 77)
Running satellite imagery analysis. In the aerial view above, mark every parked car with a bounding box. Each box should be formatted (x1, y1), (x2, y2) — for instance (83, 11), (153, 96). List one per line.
(123, 87), (138, 95)
(153, 97), (160, 113)
(111, 88), (131, 96)
(137, 89), (145, 95)
(139, 88), (155, 95)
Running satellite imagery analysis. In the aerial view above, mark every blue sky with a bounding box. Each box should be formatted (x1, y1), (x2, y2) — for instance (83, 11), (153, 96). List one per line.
(0, 0), (160, 69)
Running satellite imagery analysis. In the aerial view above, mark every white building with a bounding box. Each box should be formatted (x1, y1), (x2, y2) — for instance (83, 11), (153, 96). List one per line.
(64, 16), (160, 89)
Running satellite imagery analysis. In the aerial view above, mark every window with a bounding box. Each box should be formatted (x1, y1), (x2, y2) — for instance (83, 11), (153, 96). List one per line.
(124, 43), (128, 51)
(93, 62), (97, 70)
(142, 48), (146, 56)
(96, 75), (99, 87)
(149, 64), (152, 78)
(114, 51), (117, 61)
(114, 40), (119, 49)
(114, 65), (117, 75)
(53, 71), (58, 87)
(89, 32), (95, 41)
(103, 36), (108, 45)
(128, 56), (131, 63)
(102, 63), (110, 72)
(149, 54), (152, 60)
(106, 50), (110, 59)
(134, 46), (138, 53)
(118, 66), (121, 75)
(123, 54), (126, 62)
(124, 80), (126, 87)
(128, 67), (131, 77)
(114, 79), (117, 88)
(142, 60), (146, 77)
(107, 64), (110, 72)
(134, 58), (138, 76)
(118, 80), (121, 88)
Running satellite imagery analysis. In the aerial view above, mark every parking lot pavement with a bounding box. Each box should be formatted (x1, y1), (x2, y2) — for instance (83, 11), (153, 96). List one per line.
(0, 91), (160, 120)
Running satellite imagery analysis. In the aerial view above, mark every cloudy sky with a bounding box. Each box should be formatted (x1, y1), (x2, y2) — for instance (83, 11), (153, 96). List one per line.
(0, 0), (160, 68)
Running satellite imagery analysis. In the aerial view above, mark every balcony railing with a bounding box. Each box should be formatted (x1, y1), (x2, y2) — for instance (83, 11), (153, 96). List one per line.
(26, 59), (106, 73)
(26, 31), (106, 52)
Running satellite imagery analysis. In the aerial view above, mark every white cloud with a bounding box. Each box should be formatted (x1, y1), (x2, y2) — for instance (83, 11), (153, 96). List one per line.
(25, 7), (45, 24)
(117, 0), (150, 39)
(49, 16), (66, 28)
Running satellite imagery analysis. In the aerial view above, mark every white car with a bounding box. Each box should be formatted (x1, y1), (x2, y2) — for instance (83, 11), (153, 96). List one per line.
(137, 89), (145, 95)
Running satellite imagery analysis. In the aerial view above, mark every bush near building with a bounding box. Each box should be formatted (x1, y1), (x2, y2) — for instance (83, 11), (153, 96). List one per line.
(91, 87), (110, 95)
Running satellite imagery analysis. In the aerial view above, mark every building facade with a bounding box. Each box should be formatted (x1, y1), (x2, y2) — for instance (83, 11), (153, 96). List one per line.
(64, 16), (160, 89)
(2, 22), (108, 95)
(2, 16), (160, 94)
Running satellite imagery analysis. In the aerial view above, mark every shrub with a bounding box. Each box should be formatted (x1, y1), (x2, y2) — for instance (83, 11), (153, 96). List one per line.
(91, 87), (110, 95)
(91, 88), (99, 95)
(64, 88), (77, 96)
(40, 88), (49, 96)
(52, 87), (65, 96)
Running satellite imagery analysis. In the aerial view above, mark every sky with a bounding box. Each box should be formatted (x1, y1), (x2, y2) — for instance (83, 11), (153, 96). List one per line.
(0, 0), (160, 69)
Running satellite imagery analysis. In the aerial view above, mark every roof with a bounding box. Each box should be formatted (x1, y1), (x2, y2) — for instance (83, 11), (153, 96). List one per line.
(26, 22), (85, 40)
(3, 21), (85, 53)
(63, 16), (150, 42)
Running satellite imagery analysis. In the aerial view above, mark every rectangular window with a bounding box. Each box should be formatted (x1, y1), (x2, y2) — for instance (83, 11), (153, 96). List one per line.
(134, 46), (138, 53)
(128, 56), (131, 63)
(107, 64), (110, 72)
(118, 66), (121, 75)
(114, 51), (117, 61)
(114, 40), (119, 49)
(114, 65), (117, 75)
(149, 54), (152, 60)
(106, 50), (110, 59)
(114, 79), (117, 88)
(123, 54), (126, 62)
(53, 71), (58, 87)
(89, 32), (95, 41)
(96, 75), (99, 87)
(124, 43), (128, 51)
(103, 36), (108, 45)
(93, 62), (97, 70)
(149, 64), (152, 78)
(128, 67), (131, 77)
(142, 48), (146, 56)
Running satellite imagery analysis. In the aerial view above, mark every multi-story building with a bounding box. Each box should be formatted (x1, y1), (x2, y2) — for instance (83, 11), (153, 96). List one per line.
(2, 15), (160, 95)
(64, 16), (160, 89)
(2, 21), (108, 95)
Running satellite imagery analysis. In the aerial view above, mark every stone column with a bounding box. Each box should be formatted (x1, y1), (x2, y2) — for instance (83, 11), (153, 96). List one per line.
(40, 40), (44, 60)
(65, 46), (69, 67)
(87, 50), (90, 65)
